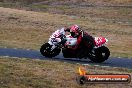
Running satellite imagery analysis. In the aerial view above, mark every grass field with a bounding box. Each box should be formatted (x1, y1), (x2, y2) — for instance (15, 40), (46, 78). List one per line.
(0, 1), (132, 87)
(0, 6), (131, 57)
(0, 57), (132, 88)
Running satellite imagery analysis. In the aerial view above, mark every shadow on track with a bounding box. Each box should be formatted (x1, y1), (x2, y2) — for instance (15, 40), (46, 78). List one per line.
(0, 48), (132, 69)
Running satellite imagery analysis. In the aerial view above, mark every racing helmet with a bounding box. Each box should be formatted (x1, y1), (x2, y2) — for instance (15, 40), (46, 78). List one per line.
(70, 25), (80, 37)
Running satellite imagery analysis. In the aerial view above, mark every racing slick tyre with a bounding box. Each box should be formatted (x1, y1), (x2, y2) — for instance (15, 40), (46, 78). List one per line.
(40, 43), (61, 58)
(89, 46), (110, 63)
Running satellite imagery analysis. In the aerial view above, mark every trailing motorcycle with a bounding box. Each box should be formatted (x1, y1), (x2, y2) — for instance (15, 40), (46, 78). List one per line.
(40, 31), (110, 63)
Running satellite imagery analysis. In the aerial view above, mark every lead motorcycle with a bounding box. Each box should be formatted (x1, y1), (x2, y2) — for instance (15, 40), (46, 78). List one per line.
(40, 31), (110, 63)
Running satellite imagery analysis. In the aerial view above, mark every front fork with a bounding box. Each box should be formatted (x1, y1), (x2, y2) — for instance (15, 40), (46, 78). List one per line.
(48, 41), (56, 51)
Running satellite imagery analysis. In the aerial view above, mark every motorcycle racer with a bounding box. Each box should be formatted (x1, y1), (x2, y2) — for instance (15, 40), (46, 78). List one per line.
(48, 25), (95, 58)
(40, 25), (110, 62)
(65, 25), (94, 49)
(64, 25), (82, 49)
(65, 25), (95, 58)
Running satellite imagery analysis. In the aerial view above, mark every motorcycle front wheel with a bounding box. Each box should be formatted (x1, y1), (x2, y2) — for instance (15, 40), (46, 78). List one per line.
(40, 43), (61, 58)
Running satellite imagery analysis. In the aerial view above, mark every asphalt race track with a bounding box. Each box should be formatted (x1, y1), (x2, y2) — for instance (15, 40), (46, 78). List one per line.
(0, 48), (132, 69)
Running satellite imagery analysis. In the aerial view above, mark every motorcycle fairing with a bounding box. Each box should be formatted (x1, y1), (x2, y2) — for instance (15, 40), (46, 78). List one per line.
(94, 37), (108, 48)
(65, 35), (77, 46)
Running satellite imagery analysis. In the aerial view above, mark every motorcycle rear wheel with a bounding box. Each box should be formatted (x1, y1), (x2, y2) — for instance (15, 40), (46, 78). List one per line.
(40, 43), (61, 58)
(89, 46), (110, 63)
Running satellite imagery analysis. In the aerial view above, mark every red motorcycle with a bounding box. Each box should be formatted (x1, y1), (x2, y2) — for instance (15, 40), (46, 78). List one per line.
(40, 32), (110, 63)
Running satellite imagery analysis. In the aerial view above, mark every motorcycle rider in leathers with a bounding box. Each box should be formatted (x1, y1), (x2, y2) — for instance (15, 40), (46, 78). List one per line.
(64, 25), (95, 58)
(49, 25), (94, 58)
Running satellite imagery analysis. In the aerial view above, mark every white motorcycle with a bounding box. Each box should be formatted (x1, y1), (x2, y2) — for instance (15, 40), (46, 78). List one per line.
(40, 31), (110, 63)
